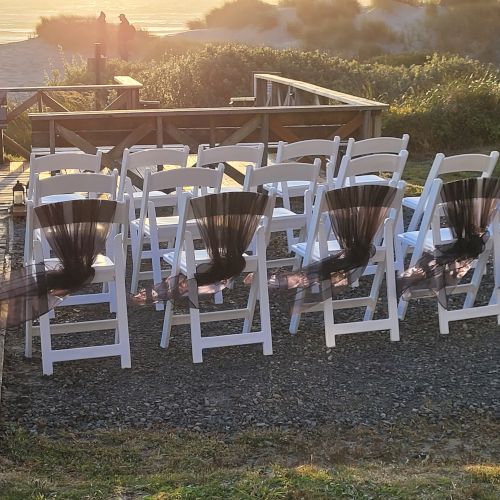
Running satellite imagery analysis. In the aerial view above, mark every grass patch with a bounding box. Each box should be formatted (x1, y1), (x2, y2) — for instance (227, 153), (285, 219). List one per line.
(0, 417), (498, 499)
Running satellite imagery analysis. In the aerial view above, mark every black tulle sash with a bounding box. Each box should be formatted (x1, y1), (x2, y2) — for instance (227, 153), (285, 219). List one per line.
(397, 177), (500, 307)
(264, 184), (397, 308)
(0, 199), (117, 330)
(133, 191), (269, 307)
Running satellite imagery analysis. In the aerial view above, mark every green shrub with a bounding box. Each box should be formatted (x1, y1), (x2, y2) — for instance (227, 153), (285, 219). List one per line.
(187, 0), (279, 31)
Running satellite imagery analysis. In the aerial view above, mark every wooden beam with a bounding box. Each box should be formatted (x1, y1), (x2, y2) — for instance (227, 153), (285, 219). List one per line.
(41, 92), (70, 113)
(55, 124), (98, 155)
(103, 91), (129, 111)
(270, 117), (300, 143)
(3, 133), (31, 160)
(332, 113), (364, 140)
(165, 123), (198, 152)
(7, 92), (39, 122)
(220, 115), (261, 146)
(107, 120), (155, 161)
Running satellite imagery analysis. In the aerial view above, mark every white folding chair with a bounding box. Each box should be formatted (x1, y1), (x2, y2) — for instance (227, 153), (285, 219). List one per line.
(345, 134), (410, 158)
(403, 151), (499, 232)
(24, 199), (131, 376)
(161, 191), (275, 363)
(289, 183), (403, 347)
(334, 150), (408, 189)
(397, 178), (500, 330)
(118, 146), (190, 208)
(130, 166), (224, 295)
(28, 151), (102, 204)
(196, 144), (264, 192)
(243, 161), (320, 257)
(26, 170), (118, 264)
(271, 137), (341, 197)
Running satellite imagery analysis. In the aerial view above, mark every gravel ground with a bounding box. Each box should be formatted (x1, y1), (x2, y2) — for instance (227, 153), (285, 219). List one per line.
(1, 214), (499, 435)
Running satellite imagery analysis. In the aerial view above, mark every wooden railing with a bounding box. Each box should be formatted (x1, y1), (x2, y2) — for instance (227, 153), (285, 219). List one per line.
(30, 98), (389, 187)
(0, 76), (143, 163)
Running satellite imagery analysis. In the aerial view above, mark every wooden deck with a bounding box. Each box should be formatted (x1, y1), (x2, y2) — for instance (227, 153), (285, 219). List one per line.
(0, 161), (29, 209)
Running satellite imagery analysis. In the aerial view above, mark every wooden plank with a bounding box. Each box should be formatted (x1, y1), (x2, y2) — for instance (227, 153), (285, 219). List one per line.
(270, 117), (300, 143)
(254, 73), (387, 107)
(107, 120), (155, 161)
(41, 92), (70, 113)
(164, 123), (198, 152)
(2, 134), (30, 160)
(332, 113), (364, 140)
(6, 92), (39, 122)
(220, 115), (261, 146)
(49, 120), (56, 153)
(103, 91), (129, 111)
(55, 124), (98, 155)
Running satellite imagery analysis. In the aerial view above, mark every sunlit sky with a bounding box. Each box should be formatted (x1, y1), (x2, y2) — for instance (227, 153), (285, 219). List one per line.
(0, 0), (372, 44)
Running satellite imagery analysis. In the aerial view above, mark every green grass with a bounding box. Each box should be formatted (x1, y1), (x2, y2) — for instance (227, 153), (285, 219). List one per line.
(1, 417), (498, 499)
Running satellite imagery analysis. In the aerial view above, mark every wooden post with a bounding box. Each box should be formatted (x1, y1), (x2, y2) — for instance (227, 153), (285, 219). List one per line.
(0, 129), (5, 165)
(372, 110), (383, 137)
(0, 92), (6, 165)
(361, 110), (373, 139)
(260, 113), (269, 166)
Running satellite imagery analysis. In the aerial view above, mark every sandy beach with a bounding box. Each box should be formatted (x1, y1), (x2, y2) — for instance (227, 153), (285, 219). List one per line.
(0, 38), (82, 87)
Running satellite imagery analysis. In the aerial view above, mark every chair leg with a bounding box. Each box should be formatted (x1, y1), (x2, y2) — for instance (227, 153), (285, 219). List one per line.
(114, 256), (131, 369)
(256, 236), (273, 355)
(243, 272), (259, 333)
(190, 308), (203, 363)
(464, 250), (490, 308)
(24, 320), (33, 358)
(323, 297), (336, 348)
(160, 300), (174, 348)
(289, 288), (304, 334)
(363, 262), (384, 321)
(438, 302), (449, 335)
(39, 313), (54, 376)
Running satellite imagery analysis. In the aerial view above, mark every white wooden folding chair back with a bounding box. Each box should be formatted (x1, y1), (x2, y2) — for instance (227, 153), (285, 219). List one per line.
(161, 191), (275, 363)
(29, 151), (102, 202)
(25, 199), (131, 375)
(118, 146), (190, 206)
(345, 134), (410, 158)
(33, 170), (118, 205)
(275, 137), (341, 192)
(244, 161), (320, 257)
(335, 150), (408, 188)
(130, 165), (225, 294)
(196, 144), (264, 192)
(289, 183), (402, 346)
(405, 151), (499, 233)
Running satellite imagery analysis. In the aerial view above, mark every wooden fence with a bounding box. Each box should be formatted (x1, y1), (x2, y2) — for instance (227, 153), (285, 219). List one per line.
(0, 76), (143, 163)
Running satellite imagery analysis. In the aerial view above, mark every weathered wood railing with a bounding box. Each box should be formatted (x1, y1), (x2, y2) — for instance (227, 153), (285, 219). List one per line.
(30, 95), (388, 187)
(0, 76), (143, 163)
(252, 73), (386, 139)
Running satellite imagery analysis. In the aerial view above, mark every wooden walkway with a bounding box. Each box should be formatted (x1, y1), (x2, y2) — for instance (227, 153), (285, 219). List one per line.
(0, 161), (29, 209)
(0, 157), (245, 210)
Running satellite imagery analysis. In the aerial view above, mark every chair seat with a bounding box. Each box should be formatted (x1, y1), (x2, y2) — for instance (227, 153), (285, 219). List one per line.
(397, 228), (454, 251)
(163, 249), (254, 274)
(44, 253), (114, 271)
(292, 239), (386, 263)
(271, 207), (307, 231)
(131, 190), (176, 207)
(40, 193), (85, 205)
(263, 180), (312, 198)
(402, 196), (420, 211)
(131, 216), (180, 237)
(333, 174), (386, 187)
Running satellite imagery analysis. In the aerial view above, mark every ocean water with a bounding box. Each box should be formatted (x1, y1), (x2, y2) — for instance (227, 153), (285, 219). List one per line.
(0, 0), (230, 44)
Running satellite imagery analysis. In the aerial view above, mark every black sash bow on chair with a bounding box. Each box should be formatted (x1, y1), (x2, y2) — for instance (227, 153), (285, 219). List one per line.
(397, 177), (500, 307)
(0, 199), (117, 330)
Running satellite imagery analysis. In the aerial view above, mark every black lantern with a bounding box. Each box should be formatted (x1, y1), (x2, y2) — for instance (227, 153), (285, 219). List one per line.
(12, 180), (25, 206)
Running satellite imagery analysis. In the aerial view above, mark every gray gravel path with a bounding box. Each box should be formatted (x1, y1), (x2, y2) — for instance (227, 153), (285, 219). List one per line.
(1, 215), (499, 435)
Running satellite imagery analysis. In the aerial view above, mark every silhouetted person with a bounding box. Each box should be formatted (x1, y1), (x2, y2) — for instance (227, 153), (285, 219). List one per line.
(96, 11), (107, 56)
(118, 13), (135, 61)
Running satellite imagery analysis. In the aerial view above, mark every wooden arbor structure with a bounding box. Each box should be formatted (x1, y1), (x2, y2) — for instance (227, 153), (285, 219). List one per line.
(29, 73), (388, 187)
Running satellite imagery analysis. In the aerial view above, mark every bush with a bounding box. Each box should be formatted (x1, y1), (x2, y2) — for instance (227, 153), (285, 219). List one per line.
(187, 0), (279, 31)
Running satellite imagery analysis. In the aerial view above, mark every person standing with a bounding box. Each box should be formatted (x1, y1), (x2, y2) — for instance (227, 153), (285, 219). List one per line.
(118, 14), (135, 61)
(96, 11), (107, 56)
